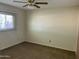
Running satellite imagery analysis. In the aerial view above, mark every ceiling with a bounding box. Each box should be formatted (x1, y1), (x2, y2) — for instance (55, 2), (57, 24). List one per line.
(0, 0), (79, 9)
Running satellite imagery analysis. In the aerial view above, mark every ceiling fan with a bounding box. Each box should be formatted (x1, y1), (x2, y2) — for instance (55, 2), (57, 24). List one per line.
(13, 0), (48, 8)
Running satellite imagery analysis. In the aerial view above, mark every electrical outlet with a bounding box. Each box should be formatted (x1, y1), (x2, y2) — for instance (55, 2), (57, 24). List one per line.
(49, 40), (51, 43)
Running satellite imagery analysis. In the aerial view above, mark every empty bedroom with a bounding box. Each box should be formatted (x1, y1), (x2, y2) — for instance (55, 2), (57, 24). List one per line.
(0, 0), (79, 59)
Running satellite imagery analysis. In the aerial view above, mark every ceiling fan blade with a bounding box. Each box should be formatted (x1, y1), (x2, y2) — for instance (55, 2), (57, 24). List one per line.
(33, 5), (40, 8)
(33, 0), (35, 3)
(23, 4), (29, 7)
(13, 1), (27, 3)
(31, 0), (35, 3)
(35, 2), (48, 4)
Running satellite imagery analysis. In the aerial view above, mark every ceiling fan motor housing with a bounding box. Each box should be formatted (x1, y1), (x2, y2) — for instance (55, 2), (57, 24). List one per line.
(28, 0), (35, 3)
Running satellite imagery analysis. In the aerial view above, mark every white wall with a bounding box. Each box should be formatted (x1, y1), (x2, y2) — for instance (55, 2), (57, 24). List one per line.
(0, 3), (26, 50)
(25, 7), (78, 51)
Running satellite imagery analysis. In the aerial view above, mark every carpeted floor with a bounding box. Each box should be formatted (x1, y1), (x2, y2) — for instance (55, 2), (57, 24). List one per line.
(0, 42), (76, 59)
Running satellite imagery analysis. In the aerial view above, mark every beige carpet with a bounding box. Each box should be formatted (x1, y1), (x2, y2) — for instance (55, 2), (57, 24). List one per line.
(0, 42), (76, 59)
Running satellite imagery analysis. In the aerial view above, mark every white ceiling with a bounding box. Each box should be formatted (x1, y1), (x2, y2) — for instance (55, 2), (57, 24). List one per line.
(0, 0), (79, 9)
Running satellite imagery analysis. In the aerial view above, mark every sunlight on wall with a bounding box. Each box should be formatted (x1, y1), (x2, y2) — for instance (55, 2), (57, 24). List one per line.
(26, 8), (77, 51)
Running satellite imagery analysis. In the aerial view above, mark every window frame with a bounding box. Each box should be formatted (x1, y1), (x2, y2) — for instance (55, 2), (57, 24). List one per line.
(0, 11), (16, 32)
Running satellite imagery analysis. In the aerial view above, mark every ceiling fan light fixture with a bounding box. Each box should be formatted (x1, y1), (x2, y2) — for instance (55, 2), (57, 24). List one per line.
(27, 5), (36, 9)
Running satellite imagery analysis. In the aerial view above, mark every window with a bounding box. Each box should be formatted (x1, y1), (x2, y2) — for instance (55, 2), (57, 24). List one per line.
(0, 12), (15, 31)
